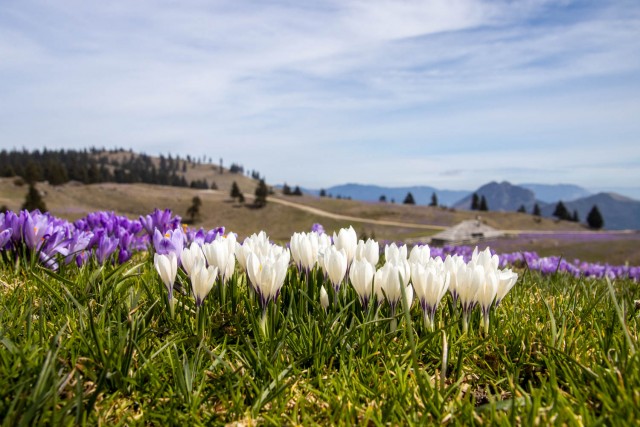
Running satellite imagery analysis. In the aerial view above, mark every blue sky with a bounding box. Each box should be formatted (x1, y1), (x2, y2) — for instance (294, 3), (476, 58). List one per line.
(1, 0), (640, 197)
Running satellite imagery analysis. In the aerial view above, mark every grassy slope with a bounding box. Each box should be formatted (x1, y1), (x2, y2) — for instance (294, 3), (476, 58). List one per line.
(284, 195), (588, 231)
(2, 178), (590, 243)
(5, 176), (638, 264)
(0, 258), (638, 425)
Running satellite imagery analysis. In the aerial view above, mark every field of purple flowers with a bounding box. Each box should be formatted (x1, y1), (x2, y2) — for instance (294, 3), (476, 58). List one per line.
(2, 209), (637, 281)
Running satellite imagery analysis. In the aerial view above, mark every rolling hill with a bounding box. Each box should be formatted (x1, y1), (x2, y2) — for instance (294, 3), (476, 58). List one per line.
(519, 183), (591, 203)
(4, 149), (638, 233)
(540, 192), (640, 230)
(452, 181), (539, 213)
(316, 183), (470, 207)
(451, 181), (639, 229)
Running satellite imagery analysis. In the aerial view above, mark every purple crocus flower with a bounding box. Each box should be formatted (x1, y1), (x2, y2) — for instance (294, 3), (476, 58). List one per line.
(311, 223), (325, 234)
(0, 229), (11, 249)
(59, 231), (93, 266)
(5, 211), (23, 245)
(118, 230), (135, 263)
(153, 228), (185, 262)
(140, 209), (181, 237)
(95, 234), (119, 264)
(22, 211), (52, 251)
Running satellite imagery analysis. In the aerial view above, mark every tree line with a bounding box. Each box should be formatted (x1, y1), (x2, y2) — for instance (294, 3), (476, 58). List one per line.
(0, 148), (258, 190)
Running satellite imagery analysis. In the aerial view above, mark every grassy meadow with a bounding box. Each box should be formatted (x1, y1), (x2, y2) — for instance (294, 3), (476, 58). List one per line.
(4, 177), (634, 265)
(1, 253), (639, 425)
(2, 170), (640, 425)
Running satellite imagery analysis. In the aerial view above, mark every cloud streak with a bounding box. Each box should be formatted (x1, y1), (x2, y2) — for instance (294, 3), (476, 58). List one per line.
(0, 0), (639, 196)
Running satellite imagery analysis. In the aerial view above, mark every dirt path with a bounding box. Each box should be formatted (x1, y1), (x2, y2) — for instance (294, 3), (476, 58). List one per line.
(237, 193), (637, 236)
(267, 196), (448, 231)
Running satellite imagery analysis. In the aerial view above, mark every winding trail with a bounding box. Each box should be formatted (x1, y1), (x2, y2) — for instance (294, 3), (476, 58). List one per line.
(267, 196), (637, 235)
(267, 196), (448, 231)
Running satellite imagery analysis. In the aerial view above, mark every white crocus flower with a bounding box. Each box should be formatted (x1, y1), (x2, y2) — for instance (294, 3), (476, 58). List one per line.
(409, 244), (431, 265)
(375, 262), (411, 332)
(236, 231), (271, 265)
(324, 246), (348, 292)
(404, 283), (414, 312)
(154, 252), (178, 316)
(246, 249), (290, 334)
(181, 242), (205, 277)
(190, 259), (218, 307)
(154, 253), (177, 294)
(202, 235), (236, 284)
(333, 226), (358, 265)
(496, 268), (518, 306)
(471, 247), (499, 271)
(316, 234), (332, 278)
(289, 232), (303, 269)
(245, 253), (261, 294)
(373, 266), (386, 304)
(318, 232), (332, 254)
(379, 263), (404, 311)
(355, 239), (379, 266)
(235, 241), (251, 272)
(246, 248), (290, 311)
(411, 262), (450, 331)
(476, 268), (498, 334)
(384, 243), (408, 265)
(445, 254), (466, 303)
(290, 231), (320, 272)
(457, 264), (483, 333)
(320, 285), (329, 310)
(349, 259), (375, 308)
(384, 242), (411, 287)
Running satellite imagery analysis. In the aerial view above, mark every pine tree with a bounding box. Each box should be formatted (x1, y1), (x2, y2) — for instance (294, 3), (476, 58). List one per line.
(282, 183), (291, 195)
(517, 205), (526, 213)
(230, 181), (241, 200)
(1, 164), (15, 177)
(471, 193), (479, 210)
(45, 160), (68, 185)
(22, 183), (47, 212)
(532, 203), (541, 216)
(319, 189), (327, 197)
(553, 201), (571, 221)
(379, 195), (387, 203)
(186, 196), (202, 223)
(571, 210), (579, 223)
(587, 205), (604, 229)
(23, 161), (43, 184)
(254, 179), (268, 208)
(403, 192), (416, 205)
(429, 192), (438, 207)
(479, 196), (488, 211)
(292, 186), (303, 196)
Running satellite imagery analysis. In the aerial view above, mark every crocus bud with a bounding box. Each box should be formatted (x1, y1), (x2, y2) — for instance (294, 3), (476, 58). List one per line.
(320, 285), (329, 310)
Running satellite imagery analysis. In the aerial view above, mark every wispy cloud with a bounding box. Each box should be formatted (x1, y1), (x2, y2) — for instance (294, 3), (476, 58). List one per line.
(1, 0), (639, 195)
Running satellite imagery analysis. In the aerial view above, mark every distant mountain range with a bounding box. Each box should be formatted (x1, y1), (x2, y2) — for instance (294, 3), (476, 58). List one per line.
(518, 183), (591, 203)
(314, 183), (469, 206)
(453, 181), (537, 212)
(300, 181), (639, 230)
(539, 192), (640, 231)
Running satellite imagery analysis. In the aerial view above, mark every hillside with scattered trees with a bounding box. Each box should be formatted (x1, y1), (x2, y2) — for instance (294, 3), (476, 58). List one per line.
(0, 148), (263, 191)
